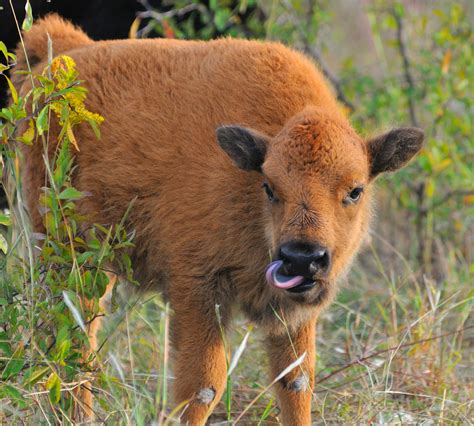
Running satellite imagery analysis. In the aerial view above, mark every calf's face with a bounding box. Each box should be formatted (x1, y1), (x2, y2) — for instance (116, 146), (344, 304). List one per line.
(217, 110), (423, 305)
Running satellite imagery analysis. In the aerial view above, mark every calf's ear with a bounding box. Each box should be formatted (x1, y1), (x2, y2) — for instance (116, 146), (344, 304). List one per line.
(367, 127), (424, 178)
(216, 125), (269, 172)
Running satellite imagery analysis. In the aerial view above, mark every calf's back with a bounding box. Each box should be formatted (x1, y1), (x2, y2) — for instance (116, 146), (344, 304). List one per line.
(20, 32), (343, 309)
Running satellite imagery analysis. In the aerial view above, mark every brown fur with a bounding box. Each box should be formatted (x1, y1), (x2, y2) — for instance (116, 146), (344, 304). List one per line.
(15, 15), (424, 424)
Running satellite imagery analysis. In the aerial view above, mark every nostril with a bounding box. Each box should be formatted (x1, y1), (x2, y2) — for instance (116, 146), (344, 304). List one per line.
(314, 249), (326, 259)
(278, 259), (292, 276)
(309, 249), (330, 273)
(278, 246), (293, 268)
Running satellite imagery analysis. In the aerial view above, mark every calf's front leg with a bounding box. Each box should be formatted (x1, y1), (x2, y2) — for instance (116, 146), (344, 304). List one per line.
(265, 319), (316, 426)
(170, 288), (228, 425)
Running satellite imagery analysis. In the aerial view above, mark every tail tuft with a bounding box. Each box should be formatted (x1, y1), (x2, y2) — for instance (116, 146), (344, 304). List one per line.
(13, 14), (93, 82)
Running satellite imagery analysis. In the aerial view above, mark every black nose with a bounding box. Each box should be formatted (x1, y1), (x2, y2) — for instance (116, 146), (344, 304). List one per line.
(278, 241), (331, 278)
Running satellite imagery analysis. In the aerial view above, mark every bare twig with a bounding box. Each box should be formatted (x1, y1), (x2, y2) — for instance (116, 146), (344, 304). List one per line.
(293, 0), (355, 112)
(307, 46), (355, 112)
(421, 189), (474, 214)
(393, 9), (419, 127)
(135, 2), (208, 38)
(136, 3), (206, 23)
(415, 181), (426, 268)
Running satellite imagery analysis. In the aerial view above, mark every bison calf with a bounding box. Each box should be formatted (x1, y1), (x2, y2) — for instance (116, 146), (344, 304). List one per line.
(15, 15), (424, 424)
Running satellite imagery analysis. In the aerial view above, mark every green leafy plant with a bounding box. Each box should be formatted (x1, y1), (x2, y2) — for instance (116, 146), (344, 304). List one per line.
(342, 3), (473, 275)
(0, 49), (134, 419)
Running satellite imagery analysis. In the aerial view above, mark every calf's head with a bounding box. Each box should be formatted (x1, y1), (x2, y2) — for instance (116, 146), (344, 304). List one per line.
(217, 108), (423, 304)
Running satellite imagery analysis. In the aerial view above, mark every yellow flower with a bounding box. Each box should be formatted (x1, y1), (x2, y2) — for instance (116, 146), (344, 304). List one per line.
(42, 55), (104, 150)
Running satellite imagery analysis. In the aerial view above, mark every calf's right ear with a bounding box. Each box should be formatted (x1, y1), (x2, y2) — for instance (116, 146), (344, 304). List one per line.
(367, 127), (424, 179)
(216, 125), (269, 172)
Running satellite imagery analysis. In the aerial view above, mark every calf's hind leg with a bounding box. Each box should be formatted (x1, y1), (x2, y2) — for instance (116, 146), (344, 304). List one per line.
(170, 285), (228, 425)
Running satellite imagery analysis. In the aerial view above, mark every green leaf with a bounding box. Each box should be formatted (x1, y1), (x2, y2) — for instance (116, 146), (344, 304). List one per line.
(77, 251), (94, 264)
(22, 0), (33, 31)
(258, 397), (275, 425)
(56, 326), (69, 346)
(5, 76), (18, 104)
(56, 339), (71, 364)
(2, 347), (25, 379)
(394, 2), (404, 18)
(0, 332), (11, 356)
(426, 179), (435, 198)
(214, 9), (231, 31)
(23, 366), (50, 387)
(0, 41), (9, 62)
(58, 187), (83, 200)
(0, 234), (8, 254)
(0, 214), (11, 226)
(88, 119), (101, 139)
(17, 119), (35, 145)
(36, 105), (50, 135)
(0, 384), (25, 404)
(46, 372), (61, 404)
(88, 238), (101, 250)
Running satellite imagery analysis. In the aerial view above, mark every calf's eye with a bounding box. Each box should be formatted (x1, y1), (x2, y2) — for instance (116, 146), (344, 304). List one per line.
(262, 182), (277, 202)
(345, 187), (364, 204)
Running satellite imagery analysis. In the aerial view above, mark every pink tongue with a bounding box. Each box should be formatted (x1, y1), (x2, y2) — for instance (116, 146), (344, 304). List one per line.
(265, 260), (305, 289)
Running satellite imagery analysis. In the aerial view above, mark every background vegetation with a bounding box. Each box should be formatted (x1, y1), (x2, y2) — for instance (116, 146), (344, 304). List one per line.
(0, 0), (472, 423)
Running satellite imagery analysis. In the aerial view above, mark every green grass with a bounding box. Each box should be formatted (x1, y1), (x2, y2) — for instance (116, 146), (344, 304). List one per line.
(22, 207), (467, 425)
(1, 1), (472, 423)
(0, 117), (472, 425)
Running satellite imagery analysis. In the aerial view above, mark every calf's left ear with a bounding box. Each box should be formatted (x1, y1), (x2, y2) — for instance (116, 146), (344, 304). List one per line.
(216, 125), (269, 172)
(367, 127), (424, 178)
